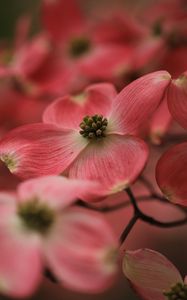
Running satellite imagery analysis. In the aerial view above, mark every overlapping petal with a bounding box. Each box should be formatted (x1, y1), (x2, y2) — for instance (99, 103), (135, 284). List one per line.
(43, 83), (116, 129)
(44, 207), (118, 293)
(167, 72), (187, 129)
(123, 249), (183, 300)
(0, 123), (88, 178)
(156, 142), (187, 206)
(68, 135), (148, 195)
(108, 71), (171, 135)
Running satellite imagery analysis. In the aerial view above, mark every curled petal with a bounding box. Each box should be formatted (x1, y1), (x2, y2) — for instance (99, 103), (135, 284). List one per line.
(109, 71), (171, 135)
(0, 123), (88, 179)
(44, 207), (118, 293)
(17, 176), (104, 209)
(68, 135), (148, 196)
(156, 142), (187, 206)
(123, 249), (183, 300)
(167, 72), (187, 129)
(43, 83), (116, 129)
(0, 219), (42, 298)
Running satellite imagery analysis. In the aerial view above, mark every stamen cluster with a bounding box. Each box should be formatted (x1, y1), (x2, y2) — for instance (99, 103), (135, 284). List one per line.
(69, 37), (91, 58)
(18, 198), (55, 234)
(79, 114), (108, 140)
(164, 283), (187, 300)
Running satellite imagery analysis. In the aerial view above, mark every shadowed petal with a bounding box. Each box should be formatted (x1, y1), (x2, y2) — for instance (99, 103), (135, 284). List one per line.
(123, 249), (182, 300)
(0, 123), (88, 179)
(156, 142), (187, 206)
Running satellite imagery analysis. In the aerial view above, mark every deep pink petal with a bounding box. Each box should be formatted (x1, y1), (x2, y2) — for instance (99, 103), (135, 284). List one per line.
(167, 72), (187, 129)
(68, 135), (148, 195)
(149, 96), (172, 145)
(43, 83), (116, 129)
(44, 207), (118, 293)
(42, 0), (84, 43)
(109, 71), (171, 135)
(156, 142), (187, 206)
(0, 123), (88, 179)
(0, 217), (42, 297)
(17, 176), (104, 209)
(123, 249), (182, 300)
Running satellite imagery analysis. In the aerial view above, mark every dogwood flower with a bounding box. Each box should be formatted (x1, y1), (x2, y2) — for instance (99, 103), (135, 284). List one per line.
(123, 248), (187, 300)
(0, 176), (118, 297)
(0, 71), (171, 195)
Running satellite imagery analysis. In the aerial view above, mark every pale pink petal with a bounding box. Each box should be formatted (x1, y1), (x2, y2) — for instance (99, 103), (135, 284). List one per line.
(149, 96), (172, 145)
(43, 83), (116, 129)
(14, 15), (31, 49)
(108, 71), (171, 135)
(0, 215), (42, 298)
(42, 0), (84, 43)
(68, 135), (148, 195)
(156, 142), (187, 206)
(123, 249), (183, 300)
(17, 176), (104, 209)
(44, 207), (118, 293)
(0, 123), (88, 179)
(167, 72), (187, 129)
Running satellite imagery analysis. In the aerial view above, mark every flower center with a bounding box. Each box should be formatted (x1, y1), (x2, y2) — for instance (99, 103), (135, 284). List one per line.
(69, 37), (91, 58)
(17, 198), (55, 234)
(164, 282), (187, 300)
(79, 114), (108, 140)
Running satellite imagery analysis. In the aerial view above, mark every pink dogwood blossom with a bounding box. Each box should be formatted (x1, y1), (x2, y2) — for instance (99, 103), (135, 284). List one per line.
(0, 176), (118, 297)
(156, 142), (187, 206)
(123, 248), (187, 300)
(0, 71), (171, 195)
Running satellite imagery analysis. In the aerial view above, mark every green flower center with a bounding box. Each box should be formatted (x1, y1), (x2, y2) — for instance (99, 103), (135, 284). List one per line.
(17, 198), (55, 234)
(164, 282), (187, 300)
(79, 114), (108, 140)
(69, 37), (91, 58)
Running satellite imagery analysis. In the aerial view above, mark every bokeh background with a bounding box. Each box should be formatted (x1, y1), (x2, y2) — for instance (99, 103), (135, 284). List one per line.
(0, 1), (186, 300)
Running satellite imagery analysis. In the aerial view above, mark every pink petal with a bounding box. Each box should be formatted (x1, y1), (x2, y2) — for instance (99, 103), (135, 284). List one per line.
(13, 35), (50, 77)
(149, 95), (172, 145)
(43, 207), (118, 293)
(109, 71), (171, 135)
(0, 123), (88, 179)
(79, 45), (133, 81)
(0, 211), (42, 297)
(17, 176), (104, 209)
(43, 83), (116, 129)
(156, 142), (187, 206)
(123, 249), (183, 300)
(68, 135), (148, 195)
(167, 72), (187, 129)
(42, 0), (84, 43)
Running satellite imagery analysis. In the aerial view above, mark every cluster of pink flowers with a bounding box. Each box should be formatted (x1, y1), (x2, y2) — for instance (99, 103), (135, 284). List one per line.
(0, 0), (187, 299)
